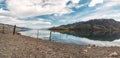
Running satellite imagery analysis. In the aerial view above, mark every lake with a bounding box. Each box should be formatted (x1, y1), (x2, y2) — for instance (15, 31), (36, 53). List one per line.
(19, 29), (120, 46)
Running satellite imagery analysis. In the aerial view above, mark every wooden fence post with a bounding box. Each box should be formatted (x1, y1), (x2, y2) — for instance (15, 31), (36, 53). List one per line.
(60, 34), (61, 39)
(49, 31), (52, 41)
(37, 29), (39, 39)
(2, 24), (4, 34)
(13, 25), (16, 35)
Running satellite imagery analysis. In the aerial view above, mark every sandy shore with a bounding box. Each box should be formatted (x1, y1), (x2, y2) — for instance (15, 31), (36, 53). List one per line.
(0, 31), (120, 58)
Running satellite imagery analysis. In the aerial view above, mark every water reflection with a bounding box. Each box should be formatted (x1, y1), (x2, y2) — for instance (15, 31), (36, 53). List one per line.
(19, 30), (50, 40)
(20, 29), (120, 46)
(55, 30), (120, 41)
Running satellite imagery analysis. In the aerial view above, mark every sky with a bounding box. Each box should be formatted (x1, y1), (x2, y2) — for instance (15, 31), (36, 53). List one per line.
(0, 0), (120, 29)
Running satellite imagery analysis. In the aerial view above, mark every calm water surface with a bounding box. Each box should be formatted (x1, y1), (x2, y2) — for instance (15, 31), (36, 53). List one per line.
(19, 29), (120, 46)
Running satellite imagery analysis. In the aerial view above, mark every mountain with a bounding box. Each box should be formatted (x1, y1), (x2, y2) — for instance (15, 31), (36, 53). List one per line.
(49, 19), (120, 32)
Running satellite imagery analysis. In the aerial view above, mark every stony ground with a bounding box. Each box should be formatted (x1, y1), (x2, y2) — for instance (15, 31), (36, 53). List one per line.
(0, 31), (120, 58)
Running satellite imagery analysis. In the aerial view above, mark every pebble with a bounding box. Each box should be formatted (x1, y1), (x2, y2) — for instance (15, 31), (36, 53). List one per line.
(83, 49), (88, 53)
(109, 52), (118, 57)
(87, 47), (91, 49)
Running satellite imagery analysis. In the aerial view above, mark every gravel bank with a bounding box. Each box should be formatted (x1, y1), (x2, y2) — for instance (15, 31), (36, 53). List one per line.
(0, 32), (120, 58)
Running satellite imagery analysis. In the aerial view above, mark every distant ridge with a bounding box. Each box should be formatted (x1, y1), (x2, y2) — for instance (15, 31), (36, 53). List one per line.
(49, 19), (120, 32)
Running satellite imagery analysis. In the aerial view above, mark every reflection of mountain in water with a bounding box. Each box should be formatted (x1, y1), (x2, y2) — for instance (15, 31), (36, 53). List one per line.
(55, 30), (120, 41)
(50, 19), (120, 41)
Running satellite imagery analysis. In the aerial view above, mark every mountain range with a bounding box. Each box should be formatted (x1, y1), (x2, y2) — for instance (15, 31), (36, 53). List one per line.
(49, 19), (120, 32)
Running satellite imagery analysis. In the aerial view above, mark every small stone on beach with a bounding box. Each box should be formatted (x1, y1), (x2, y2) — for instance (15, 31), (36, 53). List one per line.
(109, 52), (118, 57)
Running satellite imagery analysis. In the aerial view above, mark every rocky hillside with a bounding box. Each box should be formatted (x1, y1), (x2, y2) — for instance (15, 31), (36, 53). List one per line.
(49, 19), (120, 32)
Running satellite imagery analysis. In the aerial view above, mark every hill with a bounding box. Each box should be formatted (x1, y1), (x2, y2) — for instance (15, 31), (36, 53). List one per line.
(49, 19), (120, 32)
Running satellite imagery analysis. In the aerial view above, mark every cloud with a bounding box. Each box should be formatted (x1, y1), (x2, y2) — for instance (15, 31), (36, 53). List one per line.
(0, 8), (10, 15)
(55, 0), (120, 25)
(89, 0), (103, 7)
(80, 12), (120, 21)
(71, 0), (80, 3)
(0, 0), (120, 29)
(0, 0), (4, 2)
(76, 0), (120, 21)
(6, 0), (80, 18)
(0, 15), (52, 29)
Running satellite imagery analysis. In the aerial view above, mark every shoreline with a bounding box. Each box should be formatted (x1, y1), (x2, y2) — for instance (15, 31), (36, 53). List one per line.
(19, 30), (120, 47)
(0, 30), (120, 58)
(19, 32), (120, 47)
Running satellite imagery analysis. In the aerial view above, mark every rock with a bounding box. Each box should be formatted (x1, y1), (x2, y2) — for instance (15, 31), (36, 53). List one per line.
(17, 33), (21, 35)
(109, 52), (118, 57)
(83, 49), (88, 53)
(87, 47), (91, 49)
(92, 45), (96, 47)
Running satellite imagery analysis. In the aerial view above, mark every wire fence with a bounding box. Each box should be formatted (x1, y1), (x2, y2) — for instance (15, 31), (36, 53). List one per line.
(36, 29), (52, 41)
(0, 24), (18, 35)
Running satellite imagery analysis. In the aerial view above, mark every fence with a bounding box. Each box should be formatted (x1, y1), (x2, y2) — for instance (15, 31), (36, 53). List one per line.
(0, 24), (53, 41)
(36, 29), (52, 41)
(0, 24), (17, 35)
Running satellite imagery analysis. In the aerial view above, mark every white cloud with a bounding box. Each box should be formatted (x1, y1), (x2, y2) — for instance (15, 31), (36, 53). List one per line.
(0, 15), (52, 29)
(0, 2), (53, 29)
(93, 0), (120, 11)
(89, 0), (103, 7)
(6, 0), (80, 18)
(1, 0), (120, 29)
(0, 8), (10, 14)
(0, 0), (80, 29)
(80, 10), (120, 21)
(75, 3), (89, 9)
(78, 0), (120, 21)
(70, 0), (80, 3)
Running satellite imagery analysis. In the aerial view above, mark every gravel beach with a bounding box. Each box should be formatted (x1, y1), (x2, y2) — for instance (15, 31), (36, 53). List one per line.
(0, 32), (120, 58)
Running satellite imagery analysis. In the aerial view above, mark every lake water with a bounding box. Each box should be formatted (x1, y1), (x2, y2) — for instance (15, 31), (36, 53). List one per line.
(19, 29), (120, 46)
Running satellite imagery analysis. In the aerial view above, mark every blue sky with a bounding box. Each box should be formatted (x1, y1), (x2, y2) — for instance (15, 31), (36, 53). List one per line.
(0, 0), (120, 29)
